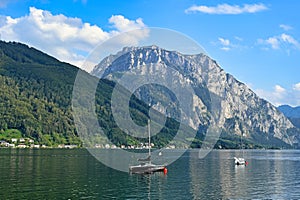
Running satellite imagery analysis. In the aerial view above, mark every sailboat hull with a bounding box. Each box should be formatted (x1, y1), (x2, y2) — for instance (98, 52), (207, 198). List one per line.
(234, 157), (246, 165)
(129, 164), (165, 174)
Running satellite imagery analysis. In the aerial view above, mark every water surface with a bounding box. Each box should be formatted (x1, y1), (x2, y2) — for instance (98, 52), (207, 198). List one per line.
(0, 149), (300, 199)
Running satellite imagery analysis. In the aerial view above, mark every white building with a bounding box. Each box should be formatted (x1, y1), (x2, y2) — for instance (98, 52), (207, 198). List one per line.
(19, 138), (25, 143)
(8, 143), (15, 148)
(11, 138), (18, 143)
(17, 144), (26, 148)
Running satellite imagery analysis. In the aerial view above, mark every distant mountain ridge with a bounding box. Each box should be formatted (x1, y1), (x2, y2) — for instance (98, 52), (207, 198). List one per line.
(278, 105), (300, 118)
(278, 105), (300, 129)
(92, 45), (300, 148)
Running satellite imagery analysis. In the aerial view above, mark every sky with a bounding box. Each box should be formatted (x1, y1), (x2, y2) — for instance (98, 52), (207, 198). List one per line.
(0, 0), (299, 107)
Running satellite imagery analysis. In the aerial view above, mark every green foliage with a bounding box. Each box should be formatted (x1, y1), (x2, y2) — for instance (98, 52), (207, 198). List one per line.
(0, 41), (80, 146)
(0, 129), (22, 140)
(0, 41), (61, 65)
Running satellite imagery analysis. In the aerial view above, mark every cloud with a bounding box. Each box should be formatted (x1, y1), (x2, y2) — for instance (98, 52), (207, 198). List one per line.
(217, 37), (247, 51)
(274, 84), (286, 94)
(109, 15), (146, 32)
(218, 37), (230, 46)
(258, 33), (300, 51)
(220, 47), (230, 51)
(255, 84), (300, 106)
(293, 83), (300, 91)
(108, 15), (149, 47)
(266, 37), (280, 49)
(0, 7), (148, 71)
(185, 3), (268, 14)
(279, 24), (293, 31)
(281, 33), (300, 49)
(218, 37), (231, 51)
(234, 36), (243, 41)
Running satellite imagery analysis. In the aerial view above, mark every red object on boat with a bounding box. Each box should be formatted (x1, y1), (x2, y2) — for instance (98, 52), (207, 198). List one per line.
(163, 167), (168, 174)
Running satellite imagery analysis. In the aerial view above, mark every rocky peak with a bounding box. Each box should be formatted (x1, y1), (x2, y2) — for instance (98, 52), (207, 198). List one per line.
(91, 46), (300, 147)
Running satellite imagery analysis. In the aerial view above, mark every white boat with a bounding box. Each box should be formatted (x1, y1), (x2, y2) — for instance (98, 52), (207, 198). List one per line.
(234, 131), (247, 166)
(129, 120), (167, 174)
(234, 157), (246, 165)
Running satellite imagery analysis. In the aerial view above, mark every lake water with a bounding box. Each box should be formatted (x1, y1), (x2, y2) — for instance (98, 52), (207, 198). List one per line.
(1, 149), (300, 199)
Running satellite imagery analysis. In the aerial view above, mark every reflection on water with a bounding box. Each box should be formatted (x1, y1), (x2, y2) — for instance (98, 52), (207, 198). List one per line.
(0, 149), (300, 199)
(188, 150), (300, 199)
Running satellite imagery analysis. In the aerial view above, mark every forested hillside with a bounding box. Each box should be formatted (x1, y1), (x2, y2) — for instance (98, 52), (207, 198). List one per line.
(0, 41), (181, 147)
(0, 41), (81, 145)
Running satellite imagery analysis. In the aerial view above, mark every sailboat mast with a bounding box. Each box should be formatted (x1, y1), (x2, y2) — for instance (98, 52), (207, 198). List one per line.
(241, 132), (244, 158)
(148, 119), (151, 157)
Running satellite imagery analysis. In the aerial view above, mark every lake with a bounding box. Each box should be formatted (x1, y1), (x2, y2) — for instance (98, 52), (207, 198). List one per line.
(0, 149), (300, 199)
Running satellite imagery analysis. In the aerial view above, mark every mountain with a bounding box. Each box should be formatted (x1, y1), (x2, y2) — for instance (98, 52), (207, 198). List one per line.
(0, 41), (82, 145)
(92, 45), (300, 148)
(278, 105), (300, 118)
(278, 105), (300, 129)
(1, 41), (299, 149)
(0, 41), (182, 148)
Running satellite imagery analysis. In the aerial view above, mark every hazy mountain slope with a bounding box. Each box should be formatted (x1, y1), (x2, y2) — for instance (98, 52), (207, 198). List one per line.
(278, 105), (300, 118)
(278, 105), (300, 129)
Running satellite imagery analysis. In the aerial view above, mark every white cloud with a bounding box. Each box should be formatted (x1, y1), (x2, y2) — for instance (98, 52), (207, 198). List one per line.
(274, 84), (286, 94)
(108, 15), (149, 47)
(218, 37), (231, 51)
(185, 3), (268, 14)
(0, 7), (148, 72)
(293, 83), (300, 91)
(281, 33), (300, 49)
(266, 37), (280, 49)
(255, 84), (300, 106)
(234, 36), (243, 41)
(279, 24), (293, 31)
(259, 33), (300, 51)
(217, 37), (247, 51)
(220, 47), (230, 51)
(109, 15), (146, 32)
(218, 37), (230, 46)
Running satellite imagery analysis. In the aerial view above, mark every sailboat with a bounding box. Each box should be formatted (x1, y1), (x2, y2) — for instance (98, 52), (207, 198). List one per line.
(234, 99), (248, 166)
(129, 119), (167, 174)
(234, 132), (247, 166)
(234, 157), (246, 165)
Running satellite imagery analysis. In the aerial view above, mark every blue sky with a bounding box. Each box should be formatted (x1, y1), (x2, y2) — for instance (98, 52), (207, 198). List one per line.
(0, 0), (299, 106)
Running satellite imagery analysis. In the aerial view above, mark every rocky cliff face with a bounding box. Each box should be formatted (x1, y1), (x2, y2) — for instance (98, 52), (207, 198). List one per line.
(91, 45), (299, 147)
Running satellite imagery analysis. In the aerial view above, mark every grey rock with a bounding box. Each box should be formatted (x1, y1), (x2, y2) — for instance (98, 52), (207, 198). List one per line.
(92, 46), (300, 147)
